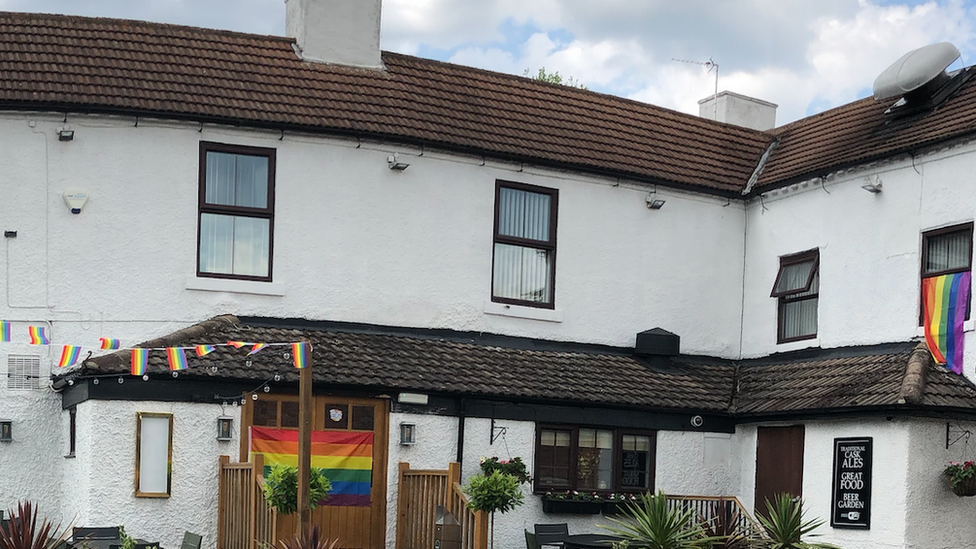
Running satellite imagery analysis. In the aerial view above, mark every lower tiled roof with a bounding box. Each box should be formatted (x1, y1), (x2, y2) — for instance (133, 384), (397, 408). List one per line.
(71, 315), (976, 416)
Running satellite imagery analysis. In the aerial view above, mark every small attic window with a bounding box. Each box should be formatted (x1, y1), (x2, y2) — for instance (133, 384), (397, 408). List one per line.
(771, 250), (819, 298)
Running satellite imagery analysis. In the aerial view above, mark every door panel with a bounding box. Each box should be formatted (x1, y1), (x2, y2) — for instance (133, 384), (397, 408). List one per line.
(754, 425), (804, 518)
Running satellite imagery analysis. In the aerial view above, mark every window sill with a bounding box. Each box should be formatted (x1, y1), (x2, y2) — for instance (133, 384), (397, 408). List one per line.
(775, 337), (819, 350)
(915, 320), (975, 337)
(484, 301), (563, 323)
(185, 276), (286, 296)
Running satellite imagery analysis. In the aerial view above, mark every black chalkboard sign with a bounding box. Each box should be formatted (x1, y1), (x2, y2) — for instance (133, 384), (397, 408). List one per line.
(620, 450), (649, 488)
(830, 437), (872, 529)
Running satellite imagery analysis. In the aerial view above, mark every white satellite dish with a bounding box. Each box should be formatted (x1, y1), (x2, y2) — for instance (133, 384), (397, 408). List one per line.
(873, 42), (960, 100)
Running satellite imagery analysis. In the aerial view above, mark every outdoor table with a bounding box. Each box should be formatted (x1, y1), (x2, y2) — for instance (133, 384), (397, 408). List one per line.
(563, 534), (622, 549)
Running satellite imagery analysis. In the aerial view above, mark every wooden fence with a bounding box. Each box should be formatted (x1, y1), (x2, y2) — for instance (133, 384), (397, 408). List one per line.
(217, 455), (278, 549)
(667, 495), (763, 538)
(396, 463), (488, 549)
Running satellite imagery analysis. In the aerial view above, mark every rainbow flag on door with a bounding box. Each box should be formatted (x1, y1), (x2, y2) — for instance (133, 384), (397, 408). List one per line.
(249, 426), (373, 506)
(923, 271), (972, 374)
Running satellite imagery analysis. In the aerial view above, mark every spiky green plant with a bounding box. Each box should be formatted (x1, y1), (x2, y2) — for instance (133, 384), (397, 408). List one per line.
(276, 525), (338, 549)
(755, 494), (840, 549)
(601, 491), (724, 549)
(0, 501), (72, 549)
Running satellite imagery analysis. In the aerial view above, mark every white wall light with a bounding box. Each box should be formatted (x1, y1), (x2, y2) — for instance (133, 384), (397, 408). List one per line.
(217, 416), (234, 441)
(387, 154), (410, 171)
(57, 128), (74, 141)
(861, 176), (883, 194)
(397, 392), (429, 405)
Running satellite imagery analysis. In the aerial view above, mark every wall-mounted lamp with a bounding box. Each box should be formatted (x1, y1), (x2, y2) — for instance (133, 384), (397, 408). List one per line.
(387, 154), (410, 171)
(645, 195), (666, 209)
(0, 420), (12, 442)
(397, 392), (429, 405)
(57, 128), (74, 141)
(861, 176), (883, 194)
(399, 423), (416, 445)
(217, 416), (234, 441)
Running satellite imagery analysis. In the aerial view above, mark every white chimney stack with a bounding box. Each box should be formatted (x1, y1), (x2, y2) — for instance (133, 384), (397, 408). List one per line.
(285, 0), (383, 69)
(698, 91), (777, 131)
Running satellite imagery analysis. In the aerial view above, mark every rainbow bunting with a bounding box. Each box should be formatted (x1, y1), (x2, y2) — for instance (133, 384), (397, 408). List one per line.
(57, 345), (82, 368)
(923, 271), (972, 374)
(250, 426), (373, 507)
(28, 326), (49, 345)
(131, 349), (148, 376)
(99, 338), (121, 350)
(292, 342), (309, 369)
(1, 322), (10, 342)
(248, 343), (267, 355)
(195, 345), (216, 357)
(227, 341), (248, 348)
(167, 347), (188, 371)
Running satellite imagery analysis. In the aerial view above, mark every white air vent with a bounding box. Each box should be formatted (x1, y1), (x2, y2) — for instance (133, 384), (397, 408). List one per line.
(7, 355), (41, 390)
(873, 43), (959, 100)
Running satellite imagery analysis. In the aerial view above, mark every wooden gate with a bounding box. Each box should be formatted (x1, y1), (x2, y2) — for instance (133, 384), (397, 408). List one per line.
(239, 395), (390, 549)
(217, 455), (277, 549)
(396, 463), (487, 549)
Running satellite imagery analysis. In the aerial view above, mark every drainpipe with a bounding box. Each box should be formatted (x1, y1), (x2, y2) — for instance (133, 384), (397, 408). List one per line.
(456, 398), (466, 467)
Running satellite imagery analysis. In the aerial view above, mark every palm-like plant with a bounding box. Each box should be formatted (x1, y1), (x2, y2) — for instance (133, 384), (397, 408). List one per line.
(0, 501), (72, 549)
(755, 494), (839, 549)
(601, 490), (723, 549)
(277, 525), (339, 549)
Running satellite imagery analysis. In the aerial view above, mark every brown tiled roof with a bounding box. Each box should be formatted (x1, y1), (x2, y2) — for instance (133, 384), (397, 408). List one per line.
(71, 316), (976, 416)
(76, 315), (735, 412)
(756, 69), (976, 190)
(732, 342), (976, 415)
(0, 11), (772, 195)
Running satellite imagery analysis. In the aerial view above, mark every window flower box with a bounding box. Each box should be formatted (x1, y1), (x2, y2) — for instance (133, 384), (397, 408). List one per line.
(541, 497), (603, 515)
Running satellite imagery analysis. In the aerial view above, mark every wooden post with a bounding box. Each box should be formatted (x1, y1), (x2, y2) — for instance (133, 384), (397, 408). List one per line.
(297, 343), (313, 536)
(217, 455), (229, 549)
(395, 462), (409, 549)
(446, 462), (460, 507)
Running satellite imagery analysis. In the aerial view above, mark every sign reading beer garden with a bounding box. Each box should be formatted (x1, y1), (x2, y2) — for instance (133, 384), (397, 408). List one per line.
(831, 437), (873, 529)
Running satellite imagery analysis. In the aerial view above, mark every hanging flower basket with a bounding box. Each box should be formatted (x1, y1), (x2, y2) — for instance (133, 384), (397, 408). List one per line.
(949, 476), (976, 497)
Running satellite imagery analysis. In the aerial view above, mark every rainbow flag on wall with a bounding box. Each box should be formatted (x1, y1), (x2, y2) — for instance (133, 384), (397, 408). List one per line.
(923, 271), (972, 374)
(249, 426), (372, 507)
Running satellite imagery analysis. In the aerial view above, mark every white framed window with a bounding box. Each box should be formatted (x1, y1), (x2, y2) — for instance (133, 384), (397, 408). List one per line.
(7, 355), (41, 390)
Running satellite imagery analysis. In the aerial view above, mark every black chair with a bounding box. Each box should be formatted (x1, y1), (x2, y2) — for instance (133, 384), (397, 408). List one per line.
(534, 523), (569, 548)
(181, 531), (202, 549)
(524, 530), (541, 549)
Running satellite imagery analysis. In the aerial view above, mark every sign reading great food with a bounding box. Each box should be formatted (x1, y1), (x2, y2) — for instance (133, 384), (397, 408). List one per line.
(831, 437), (872, 529)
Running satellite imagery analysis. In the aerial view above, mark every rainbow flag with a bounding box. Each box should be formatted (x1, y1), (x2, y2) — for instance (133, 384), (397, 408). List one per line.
(28, 326), (49, 345)
(228, 341), (248, 348)
(1, 322), (10, 342)
(195, 345), (216, 357)
(167, 348), (188, 371)
(58, 345), (82, 367)
(131, 349), (148, 376)
(99, 338), (121, 350)
(923, 271), (972, 374)
(248, 343), (267, 355)
(292, 342), (309, 369)
(249, 426), (372, 507)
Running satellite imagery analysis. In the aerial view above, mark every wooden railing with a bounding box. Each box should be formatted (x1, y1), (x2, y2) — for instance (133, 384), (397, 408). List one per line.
(666, 495), (763, 538)
(218, 455), (278, 549)
(396, 462), (487, 549)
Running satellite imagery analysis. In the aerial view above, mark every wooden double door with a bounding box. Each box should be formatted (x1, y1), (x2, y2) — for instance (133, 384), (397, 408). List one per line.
(754, 425), (804, 519)
(240, 394), (390, 548)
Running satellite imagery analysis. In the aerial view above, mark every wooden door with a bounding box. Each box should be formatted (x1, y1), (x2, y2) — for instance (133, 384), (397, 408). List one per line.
(754, 425), (804, 518)
(241, 394), (390, 548)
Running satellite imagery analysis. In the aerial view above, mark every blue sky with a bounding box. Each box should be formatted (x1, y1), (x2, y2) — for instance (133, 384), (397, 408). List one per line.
(1, 0), (974, 124)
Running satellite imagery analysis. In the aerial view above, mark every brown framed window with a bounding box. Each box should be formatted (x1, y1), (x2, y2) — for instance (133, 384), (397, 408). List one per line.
(198, 142), (275, 281)
(492, 181), (558, 308)
(771, 249), (819, 343)
(534, 425), (655, 494)
(135, 412), (173, 498)
(921, 223), (973, 323)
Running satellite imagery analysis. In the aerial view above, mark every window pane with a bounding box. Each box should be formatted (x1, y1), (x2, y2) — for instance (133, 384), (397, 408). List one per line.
(352, 406), (375, 431)
(253, 400), (278, 427)
(280, 402), (299, 428)
(781, 297), (818, 340)
(498, 187), (551, 241)
(538, 429), (572, 487)
(773, 259), (816, 295)
(199, 213), (270, 277)
(493, 243), (552, 303)
(578, 429), (613, 490)
(926, 231), (971, 274)
(620, 435), (652, 489)
(324, 404), (349, 429)
(205, 152), (268, 208)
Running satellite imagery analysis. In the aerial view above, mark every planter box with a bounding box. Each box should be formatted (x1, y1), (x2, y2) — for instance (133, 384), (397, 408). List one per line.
(541, 498), (603, 514)
(602, 501), (636, 515)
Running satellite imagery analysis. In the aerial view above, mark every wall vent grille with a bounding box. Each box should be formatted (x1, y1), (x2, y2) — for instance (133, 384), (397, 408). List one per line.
(7, 355), (41, 390)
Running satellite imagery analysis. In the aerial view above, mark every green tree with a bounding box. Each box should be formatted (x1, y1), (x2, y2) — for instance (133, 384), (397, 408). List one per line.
(465, 471), (525, 549)
(524, 67), (588, 89)
(262, 464), (332, 515)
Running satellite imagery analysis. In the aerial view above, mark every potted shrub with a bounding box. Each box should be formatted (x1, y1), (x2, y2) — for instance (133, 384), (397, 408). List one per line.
(541, 490), (605, 514)
(262, 464), (332, 515)
(600, 490), (722, 548)
(945, 461), (976, 496)
(479, 456), (532, 484)
(465, 470), (525, 549)
(755, 493), (839, 549)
